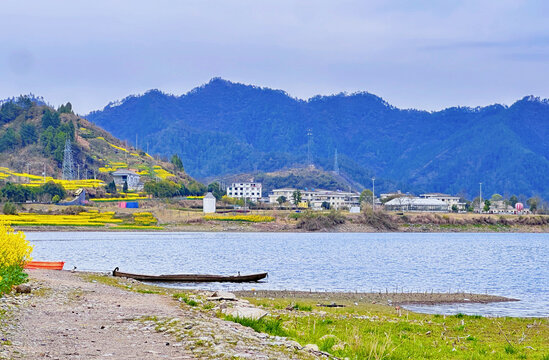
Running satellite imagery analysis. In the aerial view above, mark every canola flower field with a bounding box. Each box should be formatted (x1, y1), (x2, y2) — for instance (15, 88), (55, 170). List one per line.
(0, 211), (123, 227)
(0, 223), (33, 294)
(0, 210), (163, 230)
(204, 214), (275, 222)
(0, 167), (106, 190)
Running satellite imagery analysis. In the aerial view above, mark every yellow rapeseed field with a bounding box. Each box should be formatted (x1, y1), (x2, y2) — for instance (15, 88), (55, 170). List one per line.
(0, 212), (123, 227)
(204, 214), (274, 222)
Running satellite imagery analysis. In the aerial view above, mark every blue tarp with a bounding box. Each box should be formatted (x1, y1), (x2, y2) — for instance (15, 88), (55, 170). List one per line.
(126, 202), (139, 208)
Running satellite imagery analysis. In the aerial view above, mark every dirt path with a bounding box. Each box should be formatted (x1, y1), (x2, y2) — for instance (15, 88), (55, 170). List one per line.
(1, 270), (320, 359)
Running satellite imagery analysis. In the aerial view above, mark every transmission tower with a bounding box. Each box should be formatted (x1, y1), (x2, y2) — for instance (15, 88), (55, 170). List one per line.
(334, 148), (339, 174)
(62, 138), (75, 180)
(307, 129), (313, 167)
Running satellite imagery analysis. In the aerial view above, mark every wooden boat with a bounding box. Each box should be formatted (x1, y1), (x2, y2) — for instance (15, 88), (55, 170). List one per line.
(24, 261), (65, 270)
(112, 267), (267, 283)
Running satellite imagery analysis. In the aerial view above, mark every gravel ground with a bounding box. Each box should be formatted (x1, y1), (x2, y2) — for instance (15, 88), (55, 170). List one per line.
(0, 270), (324, 360)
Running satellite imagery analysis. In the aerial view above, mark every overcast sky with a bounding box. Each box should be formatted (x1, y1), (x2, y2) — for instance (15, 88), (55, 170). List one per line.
(1, 0), (549, 113)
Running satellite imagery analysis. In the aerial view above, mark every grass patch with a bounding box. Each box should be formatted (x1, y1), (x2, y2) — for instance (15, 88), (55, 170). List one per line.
(173, 292), (198, 306)
(242, 296), (549, 359)
(225, 315), (288, 337)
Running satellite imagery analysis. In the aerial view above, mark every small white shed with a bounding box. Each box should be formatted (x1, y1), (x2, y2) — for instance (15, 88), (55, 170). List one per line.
(203, 192), (216, 213)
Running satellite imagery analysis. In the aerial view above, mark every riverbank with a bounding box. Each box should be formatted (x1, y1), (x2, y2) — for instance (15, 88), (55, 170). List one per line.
(1, 270), (547, 359)
(11, 203), (549, 232)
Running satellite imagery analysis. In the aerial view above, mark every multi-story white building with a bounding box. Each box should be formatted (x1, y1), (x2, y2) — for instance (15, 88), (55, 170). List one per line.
(226, 182), (262, 202)
(269, 188), (360, 210)
(420, 193), (465, 211)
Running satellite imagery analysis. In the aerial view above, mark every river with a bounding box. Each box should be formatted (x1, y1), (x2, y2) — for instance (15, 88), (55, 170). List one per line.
(26, 231), (548, 317)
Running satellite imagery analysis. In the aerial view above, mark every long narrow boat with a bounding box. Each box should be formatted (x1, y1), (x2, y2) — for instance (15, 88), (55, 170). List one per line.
(112, 267), (267, 283)
(24, 261), (65, 270)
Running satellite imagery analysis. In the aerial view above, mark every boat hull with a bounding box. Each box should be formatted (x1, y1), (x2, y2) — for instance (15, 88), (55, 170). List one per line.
(112, 268), (267, 283)
(24, 261), (65, 270)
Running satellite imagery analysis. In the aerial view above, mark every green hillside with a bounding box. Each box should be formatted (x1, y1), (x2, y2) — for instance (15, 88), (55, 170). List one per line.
(86, 79), (549, 199)
(0, 96), (197, 195)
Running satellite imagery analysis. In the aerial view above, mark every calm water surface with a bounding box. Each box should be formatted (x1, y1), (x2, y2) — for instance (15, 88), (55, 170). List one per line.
(26, 232), (548, 317)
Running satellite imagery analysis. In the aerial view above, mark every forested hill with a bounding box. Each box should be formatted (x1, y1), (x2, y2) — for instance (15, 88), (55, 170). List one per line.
(0, 96), (195, 190)
(86, 78), (549, 199)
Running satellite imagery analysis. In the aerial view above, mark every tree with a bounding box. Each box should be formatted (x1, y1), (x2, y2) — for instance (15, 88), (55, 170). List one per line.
(207, 182), (224, 200)
(359, 189), (373, 204)
(292, 190), (302, 205)
(3, 202), (17, 215)
(276, 196), (287, 205)
(321, 201), (331, 210)
(58, 102), (73, 114)
(527, 197), (539, 213)
(39, 181), (66, 200)
(106, 180), (117, 194)
(41, 109), (60, 129)
(0, 128), (21, 152)
(509, 195), (519, 208)
(451, 204), (458, 213)
(483, 200), (491, 212)
(51, 195), (60, 203)
(20, 123), (37, 146)
(171, 154), (184, 171)
(144, 180), (181, 197)
(1, 182), (33, 202)
(122, 180), (129, 193)
(491, 194), (503, 202)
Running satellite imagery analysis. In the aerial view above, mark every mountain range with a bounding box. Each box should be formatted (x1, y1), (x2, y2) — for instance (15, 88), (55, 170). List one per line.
(85, 78), (549, 199)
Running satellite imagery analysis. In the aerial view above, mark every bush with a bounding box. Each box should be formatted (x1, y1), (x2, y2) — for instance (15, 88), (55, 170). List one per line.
(296, 210), (346, 231)
(3, 202), (17, 215)
(51, 195), (60, 203)
(0, 223), (33, 295)
(359, 205), (399, 231)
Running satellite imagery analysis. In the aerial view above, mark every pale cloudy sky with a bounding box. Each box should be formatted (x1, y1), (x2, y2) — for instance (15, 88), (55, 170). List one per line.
(1, 0), (549, 113)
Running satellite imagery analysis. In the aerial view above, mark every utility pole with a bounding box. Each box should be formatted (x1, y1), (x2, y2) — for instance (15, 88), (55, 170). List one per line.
(307, 129), (313, 167)
(77, 164), (80, 180)
(43, 163), (46, 183)
(372, 177), (375, 211)
(479, 182), (483, 213)
(26, 164), (30, 183)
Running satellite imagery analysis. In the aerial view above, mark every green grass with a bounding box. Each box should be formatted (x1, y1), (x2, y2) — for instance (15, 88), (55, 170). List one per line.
(241, 296), (549, 360)
(224, 315), (288, 337)
(173, 293), (198, 306)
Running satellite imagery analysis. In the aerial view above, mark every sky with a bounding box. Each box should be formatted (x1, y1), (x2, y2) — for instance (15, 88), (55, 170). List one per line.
(1, 0), (549, 113)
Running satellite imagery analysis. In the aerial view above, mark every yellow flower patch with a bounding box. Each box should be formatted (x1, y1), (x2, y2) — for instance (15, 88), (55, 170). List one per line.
(204, 214), (274, 223)
(0, 223), (33, 268)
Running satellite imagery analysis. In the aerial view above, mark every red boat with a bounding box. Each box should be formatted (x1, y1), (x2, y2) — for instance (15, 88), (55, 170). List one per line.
(24, 261), (65, 270)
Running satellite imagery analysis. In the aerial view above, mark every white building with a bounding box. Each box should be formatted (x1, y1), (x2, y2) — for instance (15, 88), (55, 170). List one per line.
(420, 193), (465, 211)
(226, 182), (262, 202)
(269, 188), (360, 210)
(111, 169), (143, 191)
(384, 197), (447, 212)
(203, 192), (216, 213)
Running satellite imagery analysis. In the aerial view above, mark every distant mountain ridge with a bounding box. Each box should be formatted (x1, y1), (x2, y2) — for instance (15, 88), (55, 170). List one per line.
(86, 78), (549, 199)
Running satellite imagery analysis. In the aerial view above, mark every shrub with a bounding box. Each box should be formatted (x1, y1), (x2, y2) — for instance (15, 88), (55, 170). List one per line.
(3, 202), (16, 215)
(0, 223), (33, 295)
(296, 210), (346, 231)
(359, 205), (399, 231)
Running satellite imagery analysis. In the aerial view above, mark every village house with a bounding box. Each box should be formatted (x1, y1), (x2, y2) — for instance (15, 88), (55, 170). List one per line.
(226, 182), (262, 202)
(111, 169), (144, 191)
(384, 197), (447, 212)
(269, 188), (360, 210)
(420, 193), (466, 211)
